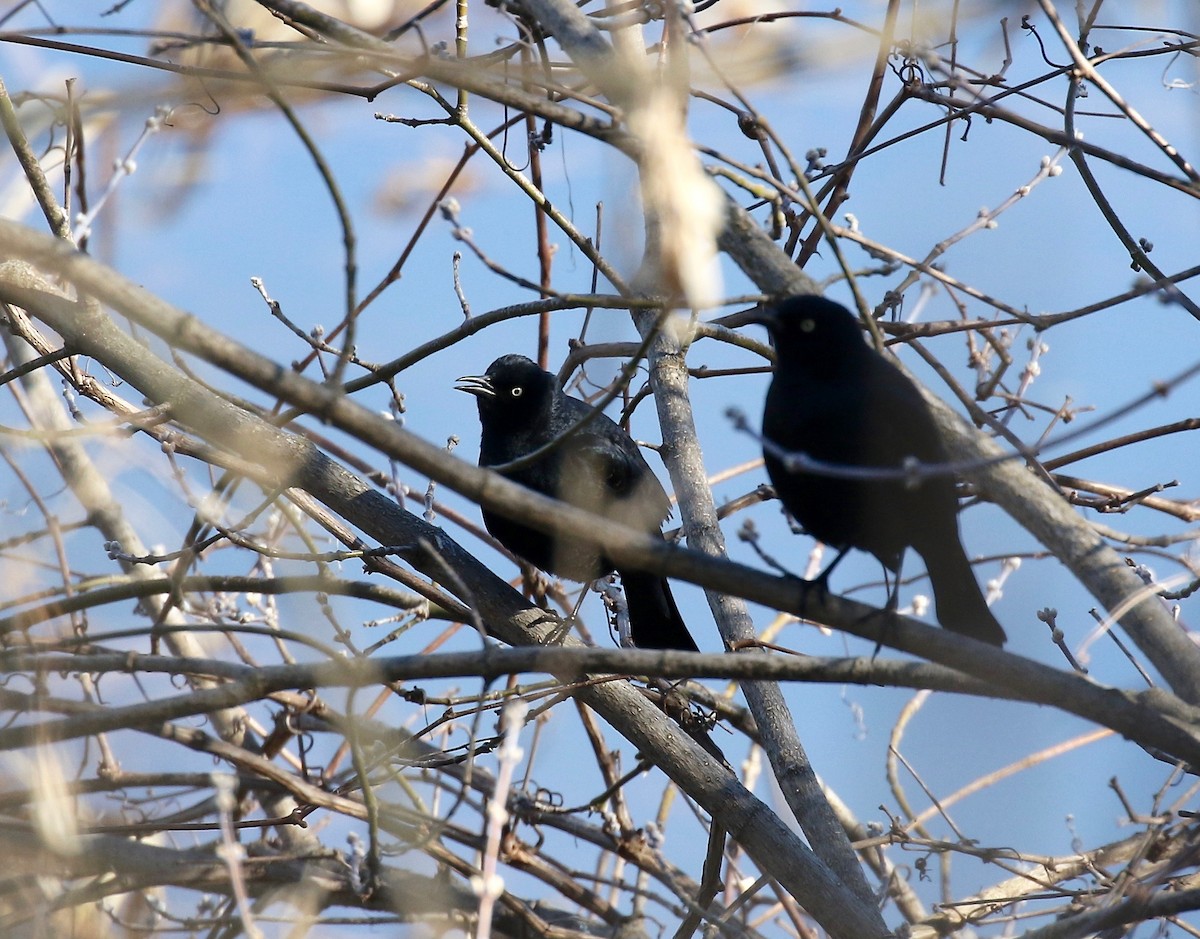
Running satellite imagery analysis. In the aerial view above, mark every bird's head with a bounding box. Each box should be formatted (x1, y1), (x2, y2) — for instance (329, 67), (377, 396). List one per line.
(746, 295), (868, 366)
(455, 354), (554, 427)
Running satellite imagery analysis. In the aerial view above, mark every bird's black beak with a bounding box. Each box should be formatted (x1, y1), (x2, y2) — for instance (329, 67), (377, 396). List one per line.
(454, 373), (495, 398)
(742, 304), (778, 330)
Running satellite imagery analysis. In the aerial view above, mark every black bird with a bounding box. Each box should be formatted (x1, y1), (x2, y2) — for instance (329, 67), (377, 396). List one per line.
(456, 354), (698, 652)
(747, 296), (1006, 646)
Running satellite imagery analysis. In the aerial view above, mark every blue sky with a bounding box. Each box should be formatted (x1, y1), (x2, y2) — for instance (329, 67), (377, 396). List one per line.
(3, 0), (1200, 929)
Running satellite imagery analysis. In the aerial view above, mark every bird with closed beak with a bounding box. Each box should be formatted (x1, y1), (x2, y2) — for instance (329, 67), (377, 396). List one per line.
(745, 295), (1006, 646)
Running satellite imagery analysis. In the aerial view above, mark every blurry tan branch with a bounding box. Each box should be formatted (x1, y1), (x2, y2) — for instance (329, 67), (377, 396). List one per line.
(0, 819), (514, 923)
(2, 277), (326, 859)
(627, 87), (725, 309)
(0, 25), (633, 151)
(0, 284), (254, 747)
(514, 0), (724, 309)
(245, 0), (638, 141)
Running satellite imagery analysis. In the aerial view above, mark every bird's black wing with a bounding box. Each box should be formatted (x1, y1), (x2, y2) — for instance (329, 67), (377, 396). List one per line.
(834, 356), (960, 565)
(857, 356), (952, 468)
(555, 430), (673, 533)
(554, 418), (696, 652)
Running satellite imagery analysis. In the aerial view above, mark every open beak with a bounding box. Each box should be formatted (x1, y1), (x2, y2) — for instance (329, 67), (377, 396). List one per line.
(454, 374), (495, 397)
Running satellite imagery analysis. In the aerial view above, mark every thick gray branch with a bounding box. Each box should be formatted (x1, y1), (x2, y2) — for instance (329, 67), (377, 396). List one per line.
(717, 198), (1200, 703)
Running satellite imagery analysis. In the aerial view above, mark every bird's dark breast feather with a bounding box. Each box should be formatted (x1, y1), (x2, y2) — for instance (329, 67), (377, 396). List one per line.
(763, 363), (959, 569)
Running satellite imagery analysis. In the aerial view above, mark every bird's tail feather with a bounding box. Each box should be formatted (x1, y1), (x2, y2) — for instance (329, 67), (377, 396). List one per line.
(619, 568), (699, 652)
(924, 544), (1007, 647)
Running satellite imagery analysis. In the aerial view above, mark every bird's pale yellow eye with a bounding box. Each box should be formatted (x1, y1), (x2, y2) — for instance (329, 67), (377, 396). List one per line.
(800, 318), (816, 333)
(511, 386), (523, 397)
